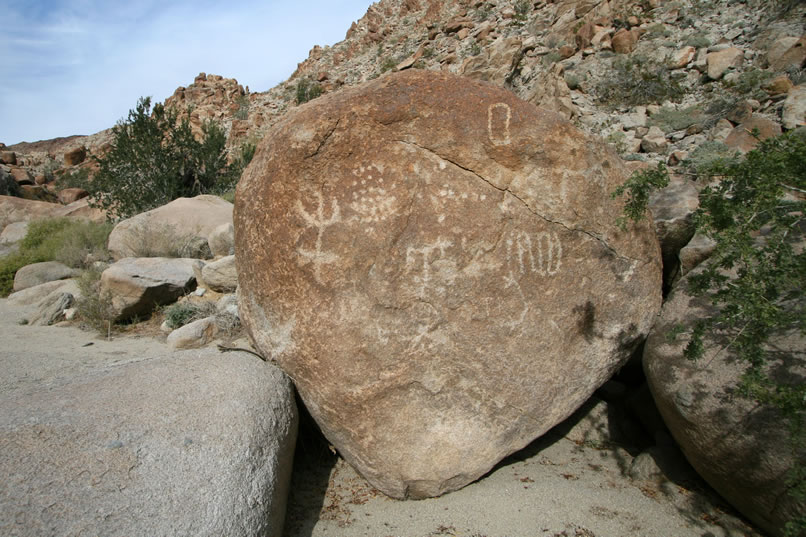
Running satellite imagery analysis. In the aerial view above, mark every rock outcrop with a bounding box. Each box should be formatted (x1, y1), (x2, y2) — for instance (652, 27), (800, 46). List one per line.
(0, 315), (298, 537)
(235, 70), (662, 499)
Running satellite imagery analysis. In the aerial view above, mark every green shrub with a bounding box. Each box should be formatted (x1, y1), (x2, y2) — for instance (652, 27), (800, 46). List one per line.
(723, 67), (772, 98)
(0, 218), (112, 296)
(514, 0), (531, 20)
(164, 300), (217, 329)
(685, 140), (739, 171)
(597, 56), (685, 106)
(295, 78), (323, 104)
(650, 105), (706, 133)
(645, 23), (671, 39)
(74, 268), (116, 334)
(86, 97), (245, 219)
(684, 33), (711, 49)
(234, 95), (250, 120)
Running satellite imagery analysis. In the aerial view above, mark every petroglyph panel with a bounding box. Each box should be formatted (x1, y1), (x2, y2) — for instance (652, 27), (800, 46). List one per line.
(295, 191), (342, 284)
(488, 102), (512, 146)
(505, 230), (563, 277)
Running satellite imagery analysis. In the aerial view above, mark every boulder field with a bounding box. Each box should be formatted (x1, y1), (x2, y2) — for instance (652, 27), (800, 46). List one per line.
(235, 70), (662, 499)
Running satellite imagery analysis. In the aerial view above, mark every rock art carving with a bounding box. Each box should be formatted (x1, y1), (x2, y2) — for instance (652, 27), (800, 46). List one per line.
(295, 191), (341, 284)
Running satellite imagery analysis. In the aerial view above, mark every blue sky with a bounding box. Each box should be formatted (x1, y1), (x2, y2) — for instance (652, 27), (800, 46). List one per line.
(0, 0), (374, 145)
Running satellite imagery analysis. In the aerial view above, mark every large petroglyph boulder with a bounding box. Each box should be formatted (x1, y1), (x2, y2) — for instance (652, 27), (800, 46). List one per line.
(235, 70), (662, 499)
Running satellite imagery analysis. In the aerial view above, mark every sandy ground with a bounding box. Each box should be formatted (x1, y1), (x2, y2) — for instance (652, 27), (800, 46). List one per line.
(0, 297), (764, 537)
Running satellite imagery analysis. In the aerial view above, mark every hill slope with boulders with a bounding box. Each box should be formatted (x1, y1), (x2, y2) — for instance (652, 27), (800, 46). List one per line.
(0, 0), (804, 536)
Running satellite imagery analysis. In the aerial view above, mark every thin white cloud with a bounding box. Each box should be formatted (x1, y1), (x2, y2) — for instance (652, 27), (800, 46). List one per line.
(0, 0), (373, 144)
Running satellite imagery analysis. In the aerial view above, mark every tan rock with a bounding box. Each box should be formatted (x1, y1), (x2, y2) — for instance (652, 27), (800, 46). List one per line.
(107, 195), (233, 260)
(724, 116), (782, 153)
(461, 36), (523, 86)
(63, 146), (86, 166)
(767, 35), (806, 72)
(0, 151), (16, 165)
(10, 168), (33, 185)
(57, 188), (89, 205)
(558, 44), (576, 59)
(641, 126), (668, 154)
(762, 75), (794, 96)
(670, 46), (696, 69)
(575, 21), (595, 50)
(201, 255), (238, 292)
(13, 261), (78, 293)
(782, 85), (806, 130)
(706, 47), (743, 80)
(234, 70), (662, 499)
(612, 28), (638, 54)
(167, 316), (218, 350)
(100, 257), (198, 321)
(207, 222), (235, 257)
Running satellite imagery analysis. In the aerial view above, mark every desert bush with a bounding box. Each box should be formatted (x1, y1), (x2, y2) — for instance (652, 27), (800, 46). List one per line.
(234, 95), (250, 120)
(514, 0), (531, 20)
(684, 33), (711, 49)
(597, 56), (684, 106)
(0, 218), (112, 296)
(650, 105), (706, 133)
(122, 221), (211, 259)
(685, 140), (738, 171)
(613, 131), (806, 535)
(0, 168), (20, 197)
(295, 78), (323, 104)
(86, 97), (248, 219)
(54, 167), (90, 191)
(164, 300), (218, 329)
(74, 268), (116, 334)
(724, 67), (772, 98)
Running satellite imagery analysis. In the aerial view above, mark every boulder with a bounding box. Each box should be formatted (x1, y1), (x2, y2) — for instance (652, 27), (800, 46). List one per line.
(677, 231), (716, 277)
(99, 257), (199, 321)
(0, 151), (17, 165)
(460, 36), (523, 86)
(201, 254), (238, 292)
(107, 195), (233, 260)
(724, 115), (782, 153)
(7, 279), (80, 308)
(0, 195), (105, 232)
(207, 222), (235, 257)
(57, 187), (89, 205)
(670, 46), (696, 69)
(63, 146), (86, 166)
(762, 75), (794, 96)
(648, 176), (699, 287)
(0, 168), (19, 197)
(641, 126), (668, 153)
(167, 316), (218, 350)
(234, 70), (662, 499)
(782, 85), (806, 131)
(0, 221), (28, 245)
(612, 28), (638, 54)
(706, 47), (743, 80)
(27, 291), (74, 326)
(10, 168), (33, 185)
(644, 268), (806, 537)
(0, 316), (297, 537)
(12, 261), (78, 292)
(767, 35), (806, 72)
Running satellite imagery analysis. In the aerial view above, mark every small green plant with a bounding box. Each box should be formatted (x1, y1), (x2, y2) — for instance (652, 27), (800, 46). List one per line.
(610, 162), (670, 229)
(724, 67), (772, 98)
(54, 167), (90, 191)
(685, 140), (738, 171)
(684, 33), (711, 49)
(295, 78), (323, 105)
(474, 5), (491, 21)
(74, 268), (116, 334)
(122, 221), (210, 259)
(234, 95), (250, 120)
(0, 218), (113, 296)
(649, 105), (706, 133)
(468, 41), (482, 56)
(612, 131), (806, 535)
(645, 23), (671, 39)
(542, 51), (563, 66)
(164, 300), (217, 329)
(379, 56), (398, 73)
(597, 56), (685, 106)
(565, 72), (581, 90)
(514, 0), (531, 21)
